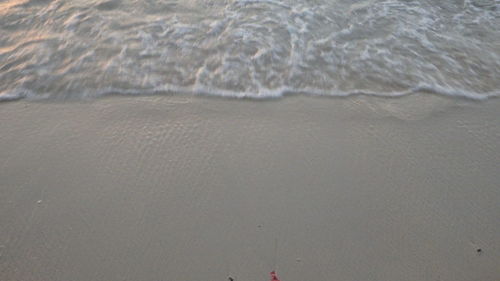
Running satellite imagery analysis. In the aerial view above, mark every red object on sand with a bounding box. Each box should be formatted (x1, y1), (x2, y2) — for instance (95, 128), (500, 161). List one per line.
(270, 271), (281, 281)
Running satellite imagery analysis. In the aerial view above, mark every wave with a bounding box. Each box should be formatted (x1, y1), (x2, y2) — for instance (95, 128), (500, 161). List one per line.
(2, 83), (499, 102)
(1, 0), (499, 101)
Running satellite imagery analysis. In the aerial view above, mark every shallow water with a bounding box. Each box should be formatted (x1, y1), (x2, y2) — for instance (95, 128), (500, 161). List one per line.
(1, 0), (499, 100)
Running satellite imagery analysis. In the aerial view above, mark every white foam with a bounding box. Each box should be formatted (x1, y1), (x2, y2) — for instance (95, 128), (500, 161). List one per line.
(0, 0), (499, 102)
(3, 83), (499, 102)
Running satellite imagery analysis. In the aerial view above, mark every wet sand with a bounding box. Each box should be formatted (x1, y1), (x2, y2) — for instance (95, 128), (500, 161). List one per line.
(0, 95), (499, 281)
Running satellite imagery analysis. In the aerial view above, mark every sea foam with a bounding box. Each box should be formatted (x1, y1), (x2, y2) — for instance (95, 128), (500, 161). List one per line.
(1, 0), (499, 101)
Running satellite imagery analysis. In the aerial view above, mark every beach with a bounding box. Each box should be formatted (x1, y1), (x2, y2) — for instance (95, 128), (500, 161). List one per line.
(1, 94), (499, 281)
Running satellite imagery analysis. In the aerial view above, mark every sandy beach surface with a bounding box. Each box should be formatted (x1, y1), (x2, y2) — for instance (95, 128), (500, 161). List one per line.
(0, 95), (499, 281)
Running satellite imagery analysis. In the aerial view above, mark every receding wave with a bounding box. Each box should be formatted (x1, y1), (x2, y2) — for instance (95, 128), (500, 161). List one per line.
(1, 0), (499, 101)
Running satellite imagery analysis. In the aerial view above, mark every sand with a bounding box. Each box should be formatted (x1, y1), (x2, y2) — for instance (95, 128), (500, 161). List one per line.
(0, 94), (499, 281)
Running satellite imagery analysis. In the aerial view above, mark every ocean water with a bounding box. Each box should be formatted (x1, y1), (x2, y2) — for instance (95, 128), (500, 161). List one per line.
(0, 0), (499, 101)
